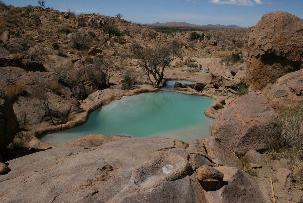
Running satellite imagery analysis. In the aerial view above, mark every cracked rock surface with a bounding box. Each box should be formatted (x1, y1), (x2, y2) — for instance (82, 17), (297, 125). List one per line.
(0, 136), (268, 203)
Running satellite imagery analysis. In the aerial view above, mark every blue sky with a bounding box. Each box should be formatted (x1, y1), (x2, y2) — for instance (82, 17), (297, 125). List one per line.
(3, 0), (303, 26)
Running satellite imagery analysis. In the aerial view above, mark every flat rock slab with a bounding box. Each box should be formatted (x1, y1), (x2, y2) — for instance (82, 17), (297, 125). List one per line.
(0, 137), (204, 203)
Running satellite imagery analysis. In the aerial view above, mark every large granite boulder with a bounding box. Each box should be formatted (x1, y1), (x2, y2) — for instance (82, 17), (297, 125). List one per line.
(212, 92), (283, 155)
(204, 166), (269, 203)
(263, 69), (303, 109)
(247, 12), (303, 90)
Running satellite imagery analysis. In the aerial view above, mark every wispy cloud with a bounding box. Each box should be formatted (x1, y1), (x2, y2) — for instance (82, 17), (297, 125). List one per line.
(210, 0), (263, 6)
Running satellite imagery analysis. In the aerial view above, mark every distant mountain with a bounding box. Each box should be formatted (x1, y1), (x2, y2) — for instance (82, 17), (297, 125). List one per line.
(149, 22), (242, 29)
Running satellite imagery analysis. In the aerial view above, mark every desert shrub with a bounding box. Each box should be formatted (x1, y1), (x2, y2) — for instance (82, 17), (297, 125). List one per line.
(58, 25), (73, 34)
(77, 17), (87, 27)
(280, 103), (303, 147)
(221, 52), (244, 66)
(0, 1), (7, 7)
(229, 81), (249, 95)
(69, 31), (91, 50)
(267, 148), (303, 184)
(64, 10), (75, 19)
(5, 82), (27, 100)
(48, 80), (61, 95)
(185, 58), (198, 68)
(116, 13), (123, 19)
(190, 32), (204, 41)
(52, 42), (60, 50)
(122, 71), (135, 90)
(131, 41), (181, 87)
(103, 22), (123, 37)
(88, 31), (96, 38)
(38, 0), (46, 8)
(30, 14), (41, 26)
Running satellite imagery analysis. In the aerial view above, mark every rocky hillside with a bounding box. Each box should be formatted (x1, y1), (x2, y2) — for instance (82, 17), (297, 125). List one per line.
(212, 12), (303, 202)
(0, 4), (247, 147)
(2, 4), (303, 203)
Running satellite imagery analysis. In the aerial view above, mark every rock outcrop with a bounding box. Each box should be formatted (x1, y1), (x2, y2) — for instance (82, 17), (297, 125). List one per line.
(212, 92), (283, 155)
(0, 92), (18, 174)
(0, 137), (268, 203)
(247, 12), (303, 89)
(0, 93), (18, 151)
(263, 69), (303, 109)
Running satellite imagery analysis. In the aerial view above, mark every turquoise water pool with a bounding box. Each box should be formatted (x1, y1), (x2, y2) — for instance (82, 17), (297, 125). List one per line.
(42, 91), (214, 144)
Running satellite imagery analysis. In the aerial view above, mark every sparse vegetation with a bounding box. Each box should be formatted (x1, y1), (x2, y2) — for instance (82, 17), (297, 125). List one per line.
(38, 0), (46, 8)
(48, 81), (61, 95)
(122, 71), (135, 90)
(280, 103), (303, 147)
(190, 31), (204, 41)
(103, 22), (123, 37)
(221, 51), (244, 65)
(131, 41), (181, 87)
(267, 148), (303, 184)
(116, 13), (123, 19)
(52, 42), (60, 50)
(69, 31), (91, 50)
(58, 25), (74, 34)
(0, 0), (7, 7)
(5, 82), (27, 100)
(229, 81), (249, 95)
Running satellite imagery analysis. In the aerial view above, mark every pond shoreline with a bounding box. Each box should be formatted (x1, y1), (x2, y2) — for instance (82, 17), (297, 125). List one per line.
(25, 80), (225, 147)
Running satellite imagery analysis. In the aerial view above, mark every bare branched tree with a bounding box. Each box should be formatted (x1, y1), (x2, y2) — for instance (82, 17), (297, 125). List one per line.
(131, 41), (181, 87)
(38, 0), (45, 8)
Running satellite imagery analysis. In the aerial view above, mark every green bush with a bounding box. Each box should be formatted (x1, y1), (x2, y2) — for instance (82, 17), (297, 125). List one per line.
(5, 82), (27, 99)
(103, 23), (123, 37)
(230, 81), (249, 95)
(190, 32), (204, 41)
(58, 25), (74, 34)
(221, 52), (244, 65)
(52, 42), (60, 50)
(122, 72), (135, 90)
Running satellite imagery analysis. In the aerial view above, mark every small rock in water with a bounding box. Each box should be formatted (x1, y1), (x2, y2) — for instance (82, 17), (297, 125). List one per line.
(162, 164), (174, 174)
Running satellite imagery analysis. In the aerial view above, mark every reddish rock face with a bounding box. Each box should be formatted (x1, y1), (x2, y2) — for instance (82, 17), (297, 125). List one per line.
(211, 92), (283, 155)
(247, 12), (303, 90)
(264, 69), (303, 110)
